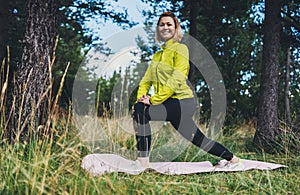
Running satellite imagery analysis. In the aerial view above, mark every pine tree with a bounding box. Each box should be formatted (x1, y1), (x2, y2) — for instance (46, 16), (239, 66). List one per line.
(7, 0), (59, 142)
(254, 0), (282, 151)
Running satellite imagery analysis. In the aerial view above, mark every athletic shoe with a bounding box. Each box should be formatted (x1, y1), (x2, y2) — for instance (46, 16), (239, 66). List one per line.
(136, 157), (150, 167)
(215, 157), (245, 171)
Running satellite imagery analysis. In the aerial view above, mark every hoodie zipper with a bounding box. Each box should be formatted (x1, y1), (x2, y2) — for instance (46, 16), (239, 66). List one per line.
(156, 52), (163, 94)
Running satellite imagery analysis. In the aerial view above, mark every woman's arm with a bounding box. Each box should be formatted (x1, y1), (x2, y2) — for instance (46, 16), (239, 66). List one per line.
(136, 63), (152, 100)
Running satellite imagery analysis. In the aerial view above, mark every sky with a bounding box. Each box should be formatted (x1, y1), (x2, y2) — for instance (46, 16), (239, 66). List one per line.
(83, 0), (151, 79)
(85, 0), (150, 40)
(84, 27), (147, 78)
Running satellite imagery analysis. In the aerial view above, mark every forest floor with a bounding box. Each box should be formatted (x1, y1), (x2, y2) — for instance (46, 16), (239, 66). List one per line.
(1, 118), (299, 195)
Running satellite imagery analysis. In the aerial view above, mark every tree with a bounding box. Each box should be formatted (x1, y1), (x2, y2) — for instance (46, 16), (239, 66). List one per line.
(253, 0), (282, 151)
(96, 71), (121, 117)
(2, 0), (136, 142)
(53, 0), (137, 108)
(284, 47), (291, 124)
(0, 0), (9, 61)
(279, 0), (300, 125)
(186, 0), (198, 88)
(0, 0), (27, 79)
(7, 0), (59, 142)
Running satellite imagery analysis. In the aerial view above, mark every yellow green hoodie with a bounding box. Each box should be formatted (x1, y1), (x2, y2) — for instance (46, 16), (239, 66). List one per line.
(137, 39), (194, 105)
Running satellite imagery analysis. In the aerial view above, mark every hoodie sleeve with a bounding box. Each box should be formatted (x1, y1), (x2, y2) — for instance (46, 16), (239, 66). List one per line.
(136, 63), (152, 100)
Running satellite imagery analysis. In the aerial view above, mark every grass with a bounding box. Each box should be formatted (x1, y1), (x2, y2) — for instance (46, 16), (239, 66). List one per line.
(0, 118), (299, 195)
(0, 53), (299, 194)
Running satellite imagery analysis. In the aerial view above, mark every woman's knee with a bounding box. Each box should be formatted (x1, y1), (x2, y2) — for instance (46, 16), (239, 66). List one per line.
(133, 102), (146, 119)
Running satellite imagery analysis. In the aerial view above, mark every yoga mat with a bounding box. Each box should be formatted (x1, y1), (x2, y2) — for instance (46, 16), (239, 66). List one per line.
(81, 154), (287, 176)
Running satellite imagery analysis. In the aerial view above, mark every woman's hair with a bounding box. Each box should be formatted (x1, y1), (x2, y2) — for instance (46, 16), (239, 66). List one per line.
(155, 12), (182, 43)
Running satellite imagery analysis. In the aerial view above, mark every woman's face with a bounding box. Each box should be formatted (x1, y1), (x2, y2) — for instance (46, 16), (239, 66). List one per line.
(158, 16), (176, 42)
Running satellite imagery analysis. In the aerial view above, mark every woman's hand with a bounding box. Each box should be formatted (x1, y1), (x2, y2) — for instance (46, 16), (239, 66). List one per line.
(138, 95), (151, 105)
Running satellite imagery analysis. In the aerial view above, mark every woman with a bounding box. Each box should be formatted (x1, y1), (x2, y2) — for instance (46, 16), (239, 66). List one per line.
(133, 12), (241, 168)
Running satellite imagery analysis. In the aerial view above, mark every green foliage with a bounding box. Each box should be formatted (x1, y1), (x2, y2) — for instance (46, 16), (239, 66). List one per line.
(187, 0), (263, 124)
(53, 0), (138, 107)
(277, 0), (300, 125)
(96, 70), (121, 116)
(94, 20), (159, 117)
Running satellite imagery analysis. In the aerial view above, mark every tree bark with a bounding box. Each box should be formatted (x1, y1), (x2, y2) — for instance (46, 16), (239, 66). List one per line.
(284, 47), (291, 125)
(188, 0), (198, 88)
(0, 0), (9, 62)
(253, 0), (282, 151)
(8, 0), (58, 142)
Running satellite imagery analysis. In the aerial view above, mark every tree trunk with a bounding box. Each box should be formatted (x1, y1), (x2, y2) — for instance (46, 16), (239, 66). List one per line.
(188, 0), (198, 88)
(8, 0), (58, 142)
(284, 47), (291, 125)
(253, 0), (282, 152)
(0, 0), (9, 62)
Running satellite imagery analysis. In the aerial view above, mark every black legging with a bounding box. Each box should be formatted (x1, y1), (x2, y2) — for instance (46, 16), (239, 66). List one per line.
(133, 98), (234, 161)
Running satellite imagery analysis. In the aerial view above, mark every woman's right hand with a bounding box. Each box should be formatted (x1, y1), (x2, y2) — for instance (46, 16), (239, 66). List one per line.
(138, 95), (151, 105)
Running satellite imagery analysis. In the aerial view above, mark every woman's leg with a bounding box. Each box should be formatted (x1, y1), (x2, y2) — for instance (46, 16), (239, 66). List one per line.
(164, 98), (234, 161)
(133, 98), (234, 161)
(133, 99), (179, 158)
(133, 102), (152, 158)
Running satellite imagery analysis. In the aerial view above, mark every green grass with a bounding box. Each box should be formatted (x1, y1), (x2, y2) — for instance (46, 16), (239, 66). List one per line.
(0, 120), (299, 195)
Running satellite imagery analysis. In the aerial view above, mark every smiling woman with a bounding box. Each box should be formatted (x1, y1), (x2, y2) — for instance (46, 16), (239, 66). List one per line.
(156, 12), (182, 43)
(157, 16), (176, 41)
(133, 11), (242, 168)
